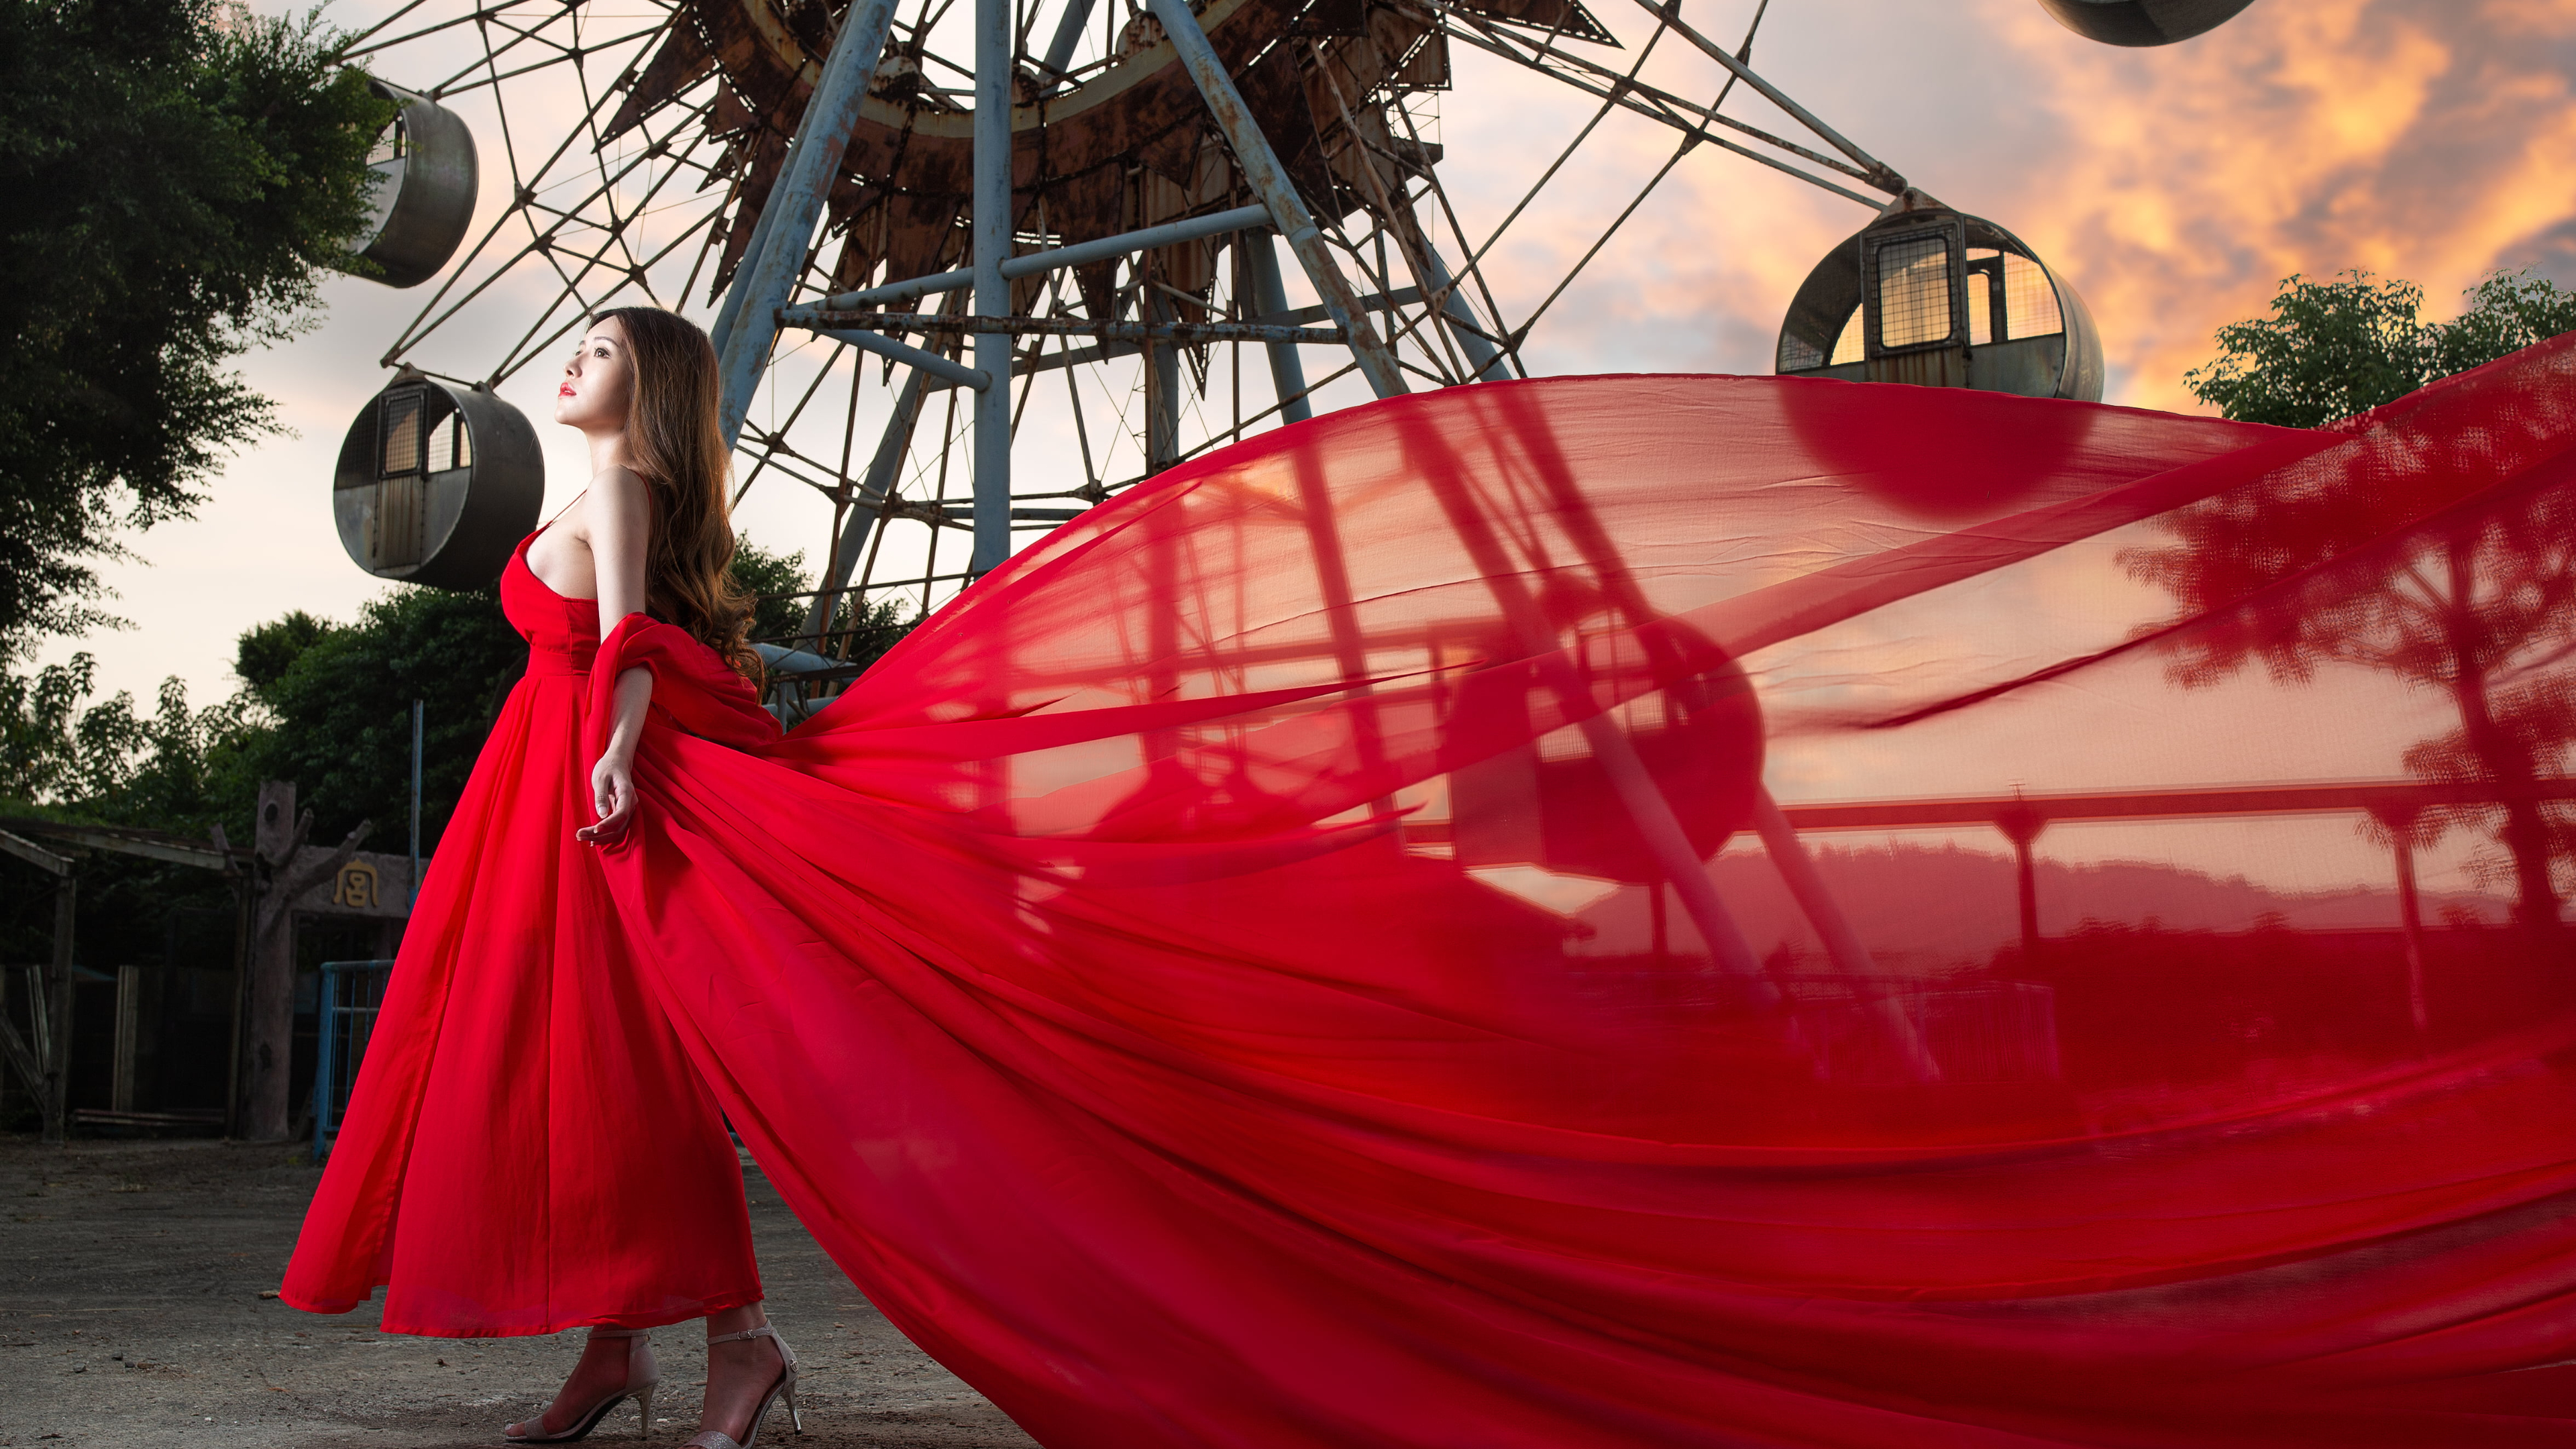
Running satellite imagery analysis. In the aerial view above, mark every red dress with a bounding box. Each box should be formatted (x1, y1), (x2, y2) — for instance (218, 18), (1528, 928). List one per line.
(293, 350), (2576, 1445)
(281, 526), (762, 1335)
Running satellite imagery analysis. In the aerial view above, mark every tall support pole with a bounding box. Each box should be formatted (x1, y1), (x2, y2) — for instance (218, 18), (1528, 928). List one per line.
(43, 874), (74, 1144)
(1245, 232), (1311, 423)
(714, 0), (903, 447)
(1750, 788), (1938, 1081)
(804, 364), (934, 644)
(408, 700), (423, 911)
(709, 186), (786, 358)
(1040, 0), (1097, 85)
(1999, 806), (2043, 959)
(1144, 292), (1181, 473)
(1421, 241), (1509, 382)
(969, 0), (1014, 576)
(1144, 0), (1407, 400)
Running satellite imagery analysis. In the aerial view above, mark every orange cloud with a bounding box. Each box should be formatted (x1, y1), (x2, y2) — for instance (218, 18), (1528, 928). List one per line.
(1457, 0), (2576, 409)
(1982, 0), (2576, 408)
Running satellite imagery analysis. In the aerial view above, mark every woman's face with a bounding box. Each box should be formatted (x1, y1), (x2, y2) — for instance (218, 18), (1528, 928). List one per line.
(555, 316), (633, 431)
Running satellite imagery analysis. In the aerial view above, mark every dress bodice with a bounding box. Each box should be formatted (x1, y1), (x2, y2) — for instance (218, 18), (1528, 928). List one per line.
(501, 530), (600, 676)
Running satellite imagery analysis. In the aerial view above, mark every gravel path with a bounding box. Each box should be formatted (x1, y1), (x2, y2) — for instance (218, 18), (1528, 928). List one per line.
(0, 1135), (1038, 1449)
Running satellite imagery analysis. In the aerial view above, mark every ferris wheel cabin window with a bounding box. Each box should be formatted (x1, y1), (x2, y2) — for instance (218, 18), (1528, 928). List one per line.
(1964, 248), (2066, 347)
(367, 112), (407, 168)
(1872, 232), (1956, 352)
(378, 386), (425, 478)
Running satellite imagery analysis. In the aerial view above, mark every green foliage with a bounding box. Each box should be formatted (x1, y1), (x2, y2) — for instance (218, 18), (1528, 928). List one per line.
(731, 535), (925, 669)
(2427, 272), (2576, 381)
(243, 585), (527, 855)
(731, 536), (812, 643)
(233, 609), (332, 694)
(830, 594), (924, 674)
(1, 653), (256, 830)
(0, 0), (391, 655)
(2184, 270), (2576, 427)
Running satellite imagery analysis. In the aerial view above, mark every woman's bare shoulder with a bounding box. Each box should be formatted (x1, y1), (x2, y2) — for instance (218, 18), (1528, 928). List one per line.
(580, 466), (651, 531)
(588, 464), (649, 502)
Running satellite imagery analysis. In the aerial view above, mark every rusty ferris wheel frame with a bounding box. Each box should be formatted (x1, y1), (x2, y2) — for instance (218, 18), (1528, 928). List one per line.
(336, 0), (1926, 702)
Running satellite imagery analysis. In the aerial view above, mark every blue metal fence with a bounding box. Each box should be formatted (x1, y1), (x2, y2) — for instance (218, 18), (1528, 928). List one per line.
(313, 959), (396, 1163)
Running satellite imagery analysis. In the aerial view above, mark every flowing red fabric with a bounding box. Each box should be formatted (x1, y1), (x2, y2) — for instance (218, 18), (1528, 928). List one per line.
(297, 340), (2576, 1445)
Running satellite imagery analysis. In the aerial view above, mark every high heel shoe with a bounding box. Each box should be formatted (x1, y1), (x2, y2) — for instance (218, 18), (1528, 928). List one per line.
(682, 1324), (800, 1449)
(504, 1327), (661, 1443)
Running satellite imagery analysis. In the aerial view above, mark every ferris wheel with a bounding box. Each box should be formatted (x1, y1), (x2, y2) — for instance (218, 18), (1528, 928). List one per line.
(322, 0), (2257, 710)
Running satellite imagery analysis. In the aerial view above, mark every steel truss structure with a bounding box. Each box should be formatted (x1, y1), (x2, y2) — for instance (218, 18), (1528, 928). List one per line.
(336, 0), (1913, 699)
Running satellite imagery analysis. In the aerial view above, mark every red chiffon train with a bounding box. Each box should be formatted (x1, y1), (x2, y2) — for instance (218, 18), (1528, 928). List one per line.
(294, 340), (2576, 1444)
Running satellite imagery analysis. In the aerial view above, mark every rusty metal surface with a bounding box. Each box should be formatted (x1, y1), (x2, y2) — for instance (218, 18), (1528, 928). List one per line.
(604, 0), (1604, 307)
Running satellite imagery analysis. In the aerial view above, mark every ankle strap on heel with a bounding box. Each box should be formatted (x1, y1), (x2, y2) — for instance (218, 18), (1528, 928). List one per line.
(708, 1322), (796, 1375)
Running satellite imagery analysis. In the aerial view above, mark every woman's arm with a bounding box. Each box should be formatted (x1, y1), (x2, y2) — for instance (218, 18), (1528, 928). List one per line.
(576, 468), (654, 846)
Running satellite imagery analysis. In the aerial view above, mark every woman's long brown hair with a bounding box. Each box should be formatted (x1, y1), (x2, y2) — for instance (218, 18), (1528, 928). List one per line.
(594, 306), (762, 685)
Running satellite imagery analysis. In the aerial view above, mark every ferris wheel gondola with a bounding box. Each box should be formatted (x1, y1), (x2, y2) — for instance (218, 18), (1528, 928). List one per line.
(345, 80), (480, 288)
(2036, 0), (2259, 46)
(1774, 193), (2104, 404)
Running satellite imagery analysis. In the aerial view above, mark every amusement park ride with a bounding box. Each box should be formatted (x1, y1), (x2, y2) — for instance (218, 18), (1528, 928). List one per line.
(325, 0), (2259, 700)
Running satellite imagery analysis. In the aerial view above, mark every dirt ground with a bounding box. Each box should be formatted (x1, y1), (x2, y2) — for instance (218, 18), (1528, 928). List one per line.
(0, 1135), (1039, 1449)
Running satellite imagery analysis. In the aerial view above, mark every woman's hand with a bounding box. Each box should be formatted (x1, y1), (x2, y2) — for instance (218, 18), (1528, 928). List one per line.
(577, 746), (638, 846)
(576, 665), (656, 847)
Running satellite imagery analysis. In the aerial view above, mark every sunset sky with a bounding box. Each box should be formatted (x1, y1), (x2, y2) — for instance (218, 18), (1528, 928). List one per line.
(39, 0), (2576, 722)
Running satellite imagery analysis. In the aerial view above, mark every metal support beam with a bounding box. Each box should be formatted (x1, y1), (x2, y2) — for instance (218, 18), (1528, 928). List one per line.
(709, 182), (786, 358)
(803, 367), (932, 645)
(1631, 0), (1902, 191)
(818, 327), (991, 389)
(1246, 229), (1311, 423)
(970, 0), (1012, 576)
(1750, 788), (1939, 1081)
(1040, 0), (1099, 89)
(818, 205), (1275, 311)
(1145, 292), (1180, 474)
(1421, 241), (1509, 382)
(714, 0), (903, 447)
(790, 311), (1345, 345)
(1144, 0), (1407, 399)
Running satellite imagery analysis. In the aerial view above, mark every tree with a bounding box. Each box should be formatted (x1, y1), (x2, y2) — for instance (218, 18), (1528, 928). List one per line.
(0, 0), (390, 655)
(0, 652), (257, 830)
(239, 585), (529, 855)
(2135, 271), (2576, 926)
(2182, 272), (2576, 427)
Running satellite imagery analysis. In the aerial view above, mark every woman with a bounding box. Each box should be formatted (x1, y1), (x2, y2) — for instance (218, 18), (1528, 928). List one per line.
(282, 307), (799, 1448)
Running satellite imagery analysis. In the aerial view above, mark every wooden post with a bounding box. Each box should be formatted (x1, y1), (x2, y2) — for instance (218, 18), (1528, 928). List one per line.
(245, 782), (300, 1142)
(44, 875), (75, 1145)
(0, 827), (73, 1140)
(1997, 800), (2046, 961)
(224, 848), (251, 1140)
(111, 963), (142, 1114)
(244, 782), (372, 1143)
